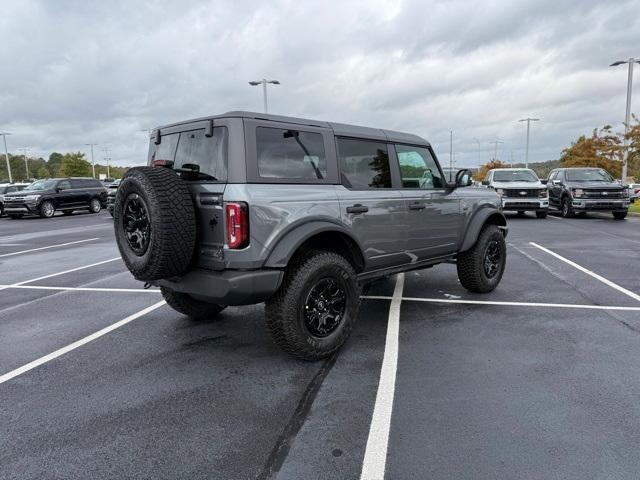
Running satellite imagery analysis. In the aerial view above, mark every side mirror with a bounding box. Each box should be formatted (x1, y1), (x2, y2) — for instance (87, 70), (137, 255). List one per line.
(481, 180), (490, 186)
(552, 179), (562, 186)
(455, 169), (474, 188)
(540, 179), (548, 185)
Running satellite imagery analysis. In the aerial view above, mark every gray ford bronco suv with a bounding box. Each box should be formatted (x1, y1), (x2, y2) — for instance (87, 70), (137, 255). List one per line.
(114, 111), (507, 360)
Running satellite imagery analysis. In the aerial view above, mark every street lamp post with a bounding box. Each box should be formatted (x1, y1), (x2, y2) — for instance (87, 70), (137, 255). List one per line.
(518, 118), (540, 169)
(489, 140), (504, 161)
(610, 58), (640, 182)
(85, 143), (98, 178)
(17, 147), (30, 180)
(0, 132), (12, 183)
(249, 79), (280, 113)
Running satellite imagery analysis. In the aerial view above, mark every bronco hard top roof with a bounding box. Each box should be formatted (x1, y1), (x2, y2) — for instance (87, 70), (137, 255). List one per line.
(155, 111), (430, 147)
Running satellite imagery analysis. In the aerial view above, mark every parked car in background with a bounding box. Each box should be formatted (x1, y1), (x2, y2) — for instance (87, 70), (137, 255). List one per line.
(106, 179), (121, 216)
(482, 168), (549, 218)
(547, 167), (629, 219)
(3, 177), (108, 219)
(0, 182), (30, 216)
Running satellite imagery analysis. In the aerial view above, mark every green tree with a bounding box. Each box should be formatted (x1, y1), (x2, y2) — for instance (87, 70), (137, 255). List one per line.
(58, 152), (91, 177)
(35, 166), (50, 179)
(47, 152), (64, 176)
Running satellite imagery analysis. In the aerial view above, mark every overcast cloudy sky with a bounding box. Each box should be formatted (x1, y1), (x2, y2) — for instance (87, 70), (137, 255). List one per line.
(1, 0), (639, 168)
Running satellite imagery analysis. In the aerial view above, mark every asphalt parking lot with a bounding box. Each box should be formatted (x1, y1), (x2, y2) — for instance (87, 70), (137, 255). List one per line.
(1, 210), (639, 480)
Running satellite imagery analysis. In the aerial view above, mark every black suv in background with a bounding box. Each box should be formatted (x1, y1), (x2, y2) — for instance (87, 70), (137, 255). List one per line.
(3, 178), (108, 219)
(547, 167), (630, 219)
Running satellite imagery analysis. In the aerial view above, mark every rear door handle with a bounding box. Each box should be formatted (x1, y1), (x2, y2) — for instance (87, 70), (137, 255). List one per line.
(408, 202), (426, 210)
(346, 204), (369, 214)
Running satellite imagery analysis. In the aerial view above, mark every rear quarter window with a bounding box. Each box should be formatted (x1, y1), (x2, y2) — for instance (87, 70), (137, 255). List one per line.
(256, 127), (327, 180)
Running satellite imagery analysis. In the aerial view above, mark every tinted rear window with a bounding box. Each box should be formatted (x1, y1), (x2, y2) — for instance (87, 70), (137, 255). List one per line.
(256, 127), (327, 179)
(148, 127), (227, 181)
(337, 138), (391, 189)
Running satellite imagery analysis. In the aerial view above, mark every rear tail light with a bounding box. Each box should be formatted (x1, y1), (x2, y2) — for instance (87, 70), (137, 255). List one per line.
(225, 202), (249, 249)
(152, 159), (174, 167)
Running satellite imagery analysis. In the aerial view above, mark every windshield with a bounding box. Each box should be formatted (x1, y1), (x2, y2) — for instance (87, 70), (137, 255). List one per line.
(493, 170), (538, 182)
(23, 180), (57, 191)
(565, 169), (613, 182)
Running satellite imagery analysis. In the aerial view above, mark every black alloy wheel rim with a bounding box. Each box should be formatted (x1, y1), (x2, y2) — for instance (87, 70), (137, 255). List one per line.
(123, 193), (151, 256)
(483, 240), (502, 278)
(303, 277), (347, 338)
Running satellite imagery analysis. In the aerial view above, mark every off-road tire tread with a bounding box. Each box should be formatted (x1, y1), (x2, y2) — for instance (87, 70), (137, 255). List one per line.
(161, 287), (225, 320)
(457, 224), (506, 293)
(265, 250), (360, 361)
(114, 167), (196, 281)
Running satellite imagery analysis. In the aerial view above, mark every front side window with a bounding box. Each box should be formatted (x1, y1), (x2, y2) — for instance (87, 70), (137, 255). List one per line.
(396, 144), (444, 189)
(256, 127), (326, 179)
(57, 180), (71, 190)
(338, 138), (391, 189)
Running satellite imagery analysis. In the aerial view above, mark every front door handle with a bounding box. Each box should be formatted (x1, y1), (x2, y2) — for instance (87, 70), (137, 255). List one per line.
(346, 204), (369, 214)
(408, 202), (426, 210)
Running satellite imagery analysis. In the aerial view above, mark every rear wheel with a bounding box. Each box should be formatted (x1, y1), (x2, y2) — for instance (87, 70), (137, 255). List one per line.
(39, 200), (55, 218)
(536, 211), (547, 219)
(457, 225), (506, 293)
(613, 211), (627, 220)
(265, 250), (360, 361)
(561, 197), (574, 218)
(161, 287), (226, 320)
(89, 198), (101, 213)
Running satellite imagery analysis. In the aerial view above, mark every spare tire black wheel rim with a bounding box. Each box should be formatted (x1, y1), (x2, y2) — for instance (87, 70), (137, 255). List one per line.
(303, 277), (347, 338)
(483, 240), (501, 278)
(123, 193), (151, 256)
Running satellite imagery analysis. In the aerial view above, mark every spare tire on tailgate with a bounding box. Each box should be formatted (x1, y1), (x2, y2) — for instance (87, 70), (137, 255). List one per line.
(114, 166), (196, 281)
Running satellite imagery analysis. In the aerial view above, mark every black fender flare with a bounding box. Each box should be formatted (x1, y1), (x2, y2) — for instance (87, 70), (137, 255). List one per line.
(263, 220), (365, 269)
(459, 207), (507, 252)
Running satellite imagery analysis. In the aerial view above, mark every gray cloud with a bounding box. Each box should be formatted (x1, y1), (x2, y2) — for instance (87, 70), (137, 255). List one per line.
(1, 0), (639, 168)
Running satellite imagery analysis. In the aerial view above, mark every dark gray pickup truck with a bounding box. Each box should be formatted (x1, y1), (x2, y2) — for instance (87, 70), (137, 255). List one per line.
(113, 111), (508, 360)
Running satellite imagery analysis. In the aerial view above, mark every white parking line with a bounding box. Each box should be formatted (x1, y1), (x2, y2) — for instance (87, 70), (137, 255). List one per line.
(530, 242), (640, 303)
(360, 273), (404, 480)
(0, 285), (159, 293)
(0, 301), (165, 386)
(0, 257), (121, 292)
(0, 238), (100, 258)
(361, 295), (640, 311)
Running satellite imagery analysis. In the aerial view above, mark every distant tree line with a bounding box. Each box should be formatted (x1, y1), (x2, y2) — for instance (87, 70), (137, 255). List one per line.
(478, 116), (640, 182)
(0, 151), (130, 182)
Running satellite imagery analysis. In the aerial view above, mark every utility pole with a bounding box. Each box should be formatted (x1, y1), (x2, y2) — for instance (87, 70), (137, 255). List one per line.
(0, 132), (12, 183)
(85, 143), (98, 178)
(102, 148), (112, 178)
(489, 140), (504, 161)
(518, 118), (540, 169)
(610, 58), (640, 182)
(248, 79), (280, 113)
(17, 147), (30, 180)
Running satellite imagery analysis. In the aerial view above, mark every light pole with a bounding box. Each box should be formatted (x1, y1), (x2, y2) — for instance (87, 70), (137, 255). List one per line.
(0, 132), (12, 183)
(102, 148), (111, 178)
(85, 143), (98, 178)
(473, 137), (481, 164)
(518, 117), (540, 169)
(610, 58), (640, 182)
(249, 79), (280, 113)
(489, 140), (504, 161)
(17, 147), (30, 180)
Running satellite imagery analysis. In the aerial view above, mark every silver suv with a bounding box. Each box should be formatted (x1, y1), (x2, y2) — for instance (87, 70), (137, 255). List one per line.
(482, 168), (549, 218)
(114, 111), (508, 359)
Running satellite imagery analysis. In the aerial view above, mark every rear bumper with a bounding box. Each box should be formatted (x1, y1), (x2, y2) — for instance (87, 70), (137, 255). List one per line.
(154, 268), (284, 306)
(572, 199), (629, 211)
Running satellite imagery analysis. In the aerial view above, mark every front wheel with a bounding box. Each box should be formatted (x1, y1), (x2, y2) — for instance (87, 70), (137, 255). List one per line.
(39, 200), (55, 218)
(161, 287), (226, 320)
(89, 198), (101, 213)
(265, 251), (360, 361)
(613, 211), (627, 220)
(561, 197), (574, 218)
(457, 225), (506, 293)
